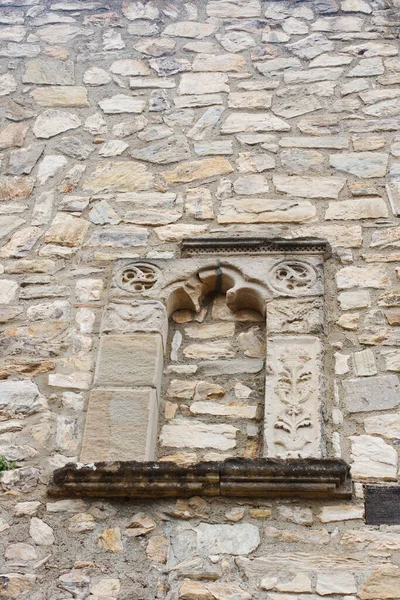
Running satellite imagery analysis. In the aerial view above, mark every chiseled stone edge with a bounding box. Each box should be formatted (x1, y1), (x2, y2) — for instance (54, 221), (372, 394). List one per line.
(48, 458), (352, 499)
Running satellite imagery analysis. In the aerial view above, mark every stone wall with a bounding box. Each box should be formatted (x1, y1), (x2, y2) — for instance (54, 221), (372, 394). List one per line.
(1, 0), (400, 598)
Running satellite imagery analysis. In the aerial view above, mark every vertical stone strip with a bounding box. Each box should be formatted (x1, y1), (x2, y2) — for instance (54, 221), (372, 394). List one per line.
(80, 300), (167, 462)
(264, 335), (323, 459)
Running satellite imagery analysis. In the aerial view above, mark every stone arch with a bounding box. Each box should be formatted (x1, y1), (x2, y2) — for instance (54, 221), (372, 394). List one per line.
(164, 262), (270, 317)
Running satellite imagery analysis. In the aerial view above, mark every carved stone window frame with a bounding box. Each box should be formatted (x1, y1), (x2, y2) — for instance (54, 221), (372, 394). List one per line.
(50, 238), (352, 499)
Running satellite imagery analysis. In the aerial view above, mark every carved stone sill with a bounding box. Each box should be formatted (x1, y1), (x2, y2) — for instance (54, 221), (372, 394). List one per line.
(49, 458), (352, 499)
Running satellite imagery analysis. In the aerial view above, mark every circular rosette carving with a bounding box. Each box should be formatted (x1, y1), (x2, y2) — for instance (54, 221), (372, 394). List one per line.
(116, 263), (160, 293)
(269, 260), (317, 296)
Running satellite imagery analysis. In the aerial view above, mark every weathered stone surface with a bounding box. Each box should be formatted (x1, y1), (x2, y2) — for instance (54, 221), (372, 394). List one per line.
(364, 413), (400, 439)
(348, 57), (384, 77)
(45, 213), (89, 247)
(179, 581), (251, 600)
(30, 517), (55, 545)
(31, 86), (88, 107)
(23, 58), (75, 84)
(222, 113), (290, 134)
(87, 225), (149, 248)
(83, 161), (153, 193)
(195, 523), (259, 555)
(273, 174), (345, 198)
(98, 527), (123, 552)
(0, 574), (36, 598)
(0, 73), (17, 96)
(343, 375), (400, 413)
(95, 334), (163, 389)
(130, 136), (190, 164)
(163, 157), (233, 184)
(360, 566), (400, 600)
(330, 152), (388, 177)
(288, 33), (334, 60)
(336, 265), (389, 289)
(318, 504), (364, 522)
(218, 197), (316, 224)
(326, 197), (388, 220)
(316, 573), (357, 595)
(350, 434), (397, 480)
(161, 419), (238, 450)
(99, 94), (146, 114)
(33, 109), (81, 138)
(0, 225), (42, 258)
(83, 66), (111, 86)
(81, 388), (158, 461)
(56, 136), (93, 160)
(7, 143), (45, 175)
(192, 53), (246, 72)
(179, 73), (229, 95)
(265, 526), (330, 545)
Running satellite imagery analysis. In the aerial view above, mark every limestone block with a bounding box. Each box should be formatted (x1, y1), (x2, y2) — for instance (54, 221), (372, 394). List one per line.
(195, 523), (260, 555)
(359, 565), (400, 599)
(160, 418), (238, 450)
(264, 336), (322, 458)
(316, 573), (357, 595)
(267, 298), (324, 334)
(94, 334), (163, 390)
(102, 301), (168, 346)
(350, 434), (397, 480)
(342, 375), (400, 413)
(80, 388), (158, 461)
(318, 504), (364, 522)
(336, 265), (389, 289)
(364, 413), (400, 439)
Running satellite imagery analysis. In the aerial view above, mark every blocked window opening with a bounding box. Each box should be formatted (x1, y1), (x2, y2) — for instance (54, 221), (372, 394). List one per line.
(160, 292), (266, 462)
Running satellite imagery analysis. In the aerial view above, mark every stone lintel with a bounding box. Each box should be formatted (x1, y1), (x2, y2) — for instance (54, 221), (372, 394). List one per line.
(49, 458), (352, 499)
(180, 237), (332, 259)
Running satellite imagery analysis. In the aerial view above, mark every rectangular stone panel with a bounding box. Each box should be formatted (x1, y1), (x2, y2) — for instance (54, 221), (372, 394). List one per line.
(102, 300), (168, 347)
(80, 388), (158, 462)
(264, 335), (322, 459)
(267, 298), (324, 334)
(342, 375), (400, 413)
(94, 333), (163, 391)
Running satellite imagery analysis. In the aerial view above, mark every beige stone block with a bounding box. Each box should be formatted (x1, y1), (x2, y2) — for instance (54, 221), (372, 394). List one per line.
(80, 388), (158, 462)
(94, 334), (163, 390)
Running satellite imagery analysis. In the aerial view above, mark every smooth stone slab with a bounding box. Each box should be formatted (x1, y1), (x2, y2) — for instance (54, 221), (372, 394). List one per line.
(343, 375), (400, 413)
(350, 434), (397, 480)
(22, 58), (75, 84)
(81, 388), (158, 462)
(160, 419), (238, 450)
(329, 152), (388, 177)
(195, 523), (260, 555)
(0, 380), (47, 415)
(94, 334), (163, 390)
(198, 358), (264, 376)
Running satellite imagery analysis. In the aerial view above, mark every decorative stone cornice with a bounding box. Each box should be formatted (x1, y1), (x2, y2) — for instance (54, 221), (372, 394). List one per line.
(180, 237), (332, 259)
(49, 458), (352, 499)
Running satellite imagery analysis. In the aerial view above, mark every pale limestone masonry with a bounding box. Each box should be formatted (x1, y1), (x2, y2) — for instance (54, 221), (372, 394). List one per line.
(1, 0), (400, 598)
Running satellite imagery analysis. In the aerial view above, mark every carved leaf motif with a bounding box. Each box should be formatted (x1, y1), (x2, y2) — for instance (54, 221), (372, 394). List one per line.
(273, 347), (315, 457)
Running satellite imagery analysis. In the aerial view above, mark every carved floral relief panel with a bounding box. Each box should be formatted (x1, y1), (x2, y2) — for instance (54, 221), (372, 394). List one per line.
(264, 336), (323, 459)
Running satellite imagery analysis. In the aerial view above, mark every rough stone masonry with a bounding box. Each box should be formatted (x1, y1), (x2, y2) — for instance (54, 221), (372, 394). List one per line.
(1, 0), (400, 598)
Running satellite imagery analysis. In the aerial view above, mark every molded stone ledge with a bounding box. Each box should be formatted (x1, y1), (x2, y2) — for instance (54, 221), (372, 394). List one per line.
(180, 236), (332, 258)
(48, 458), (352, 499)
